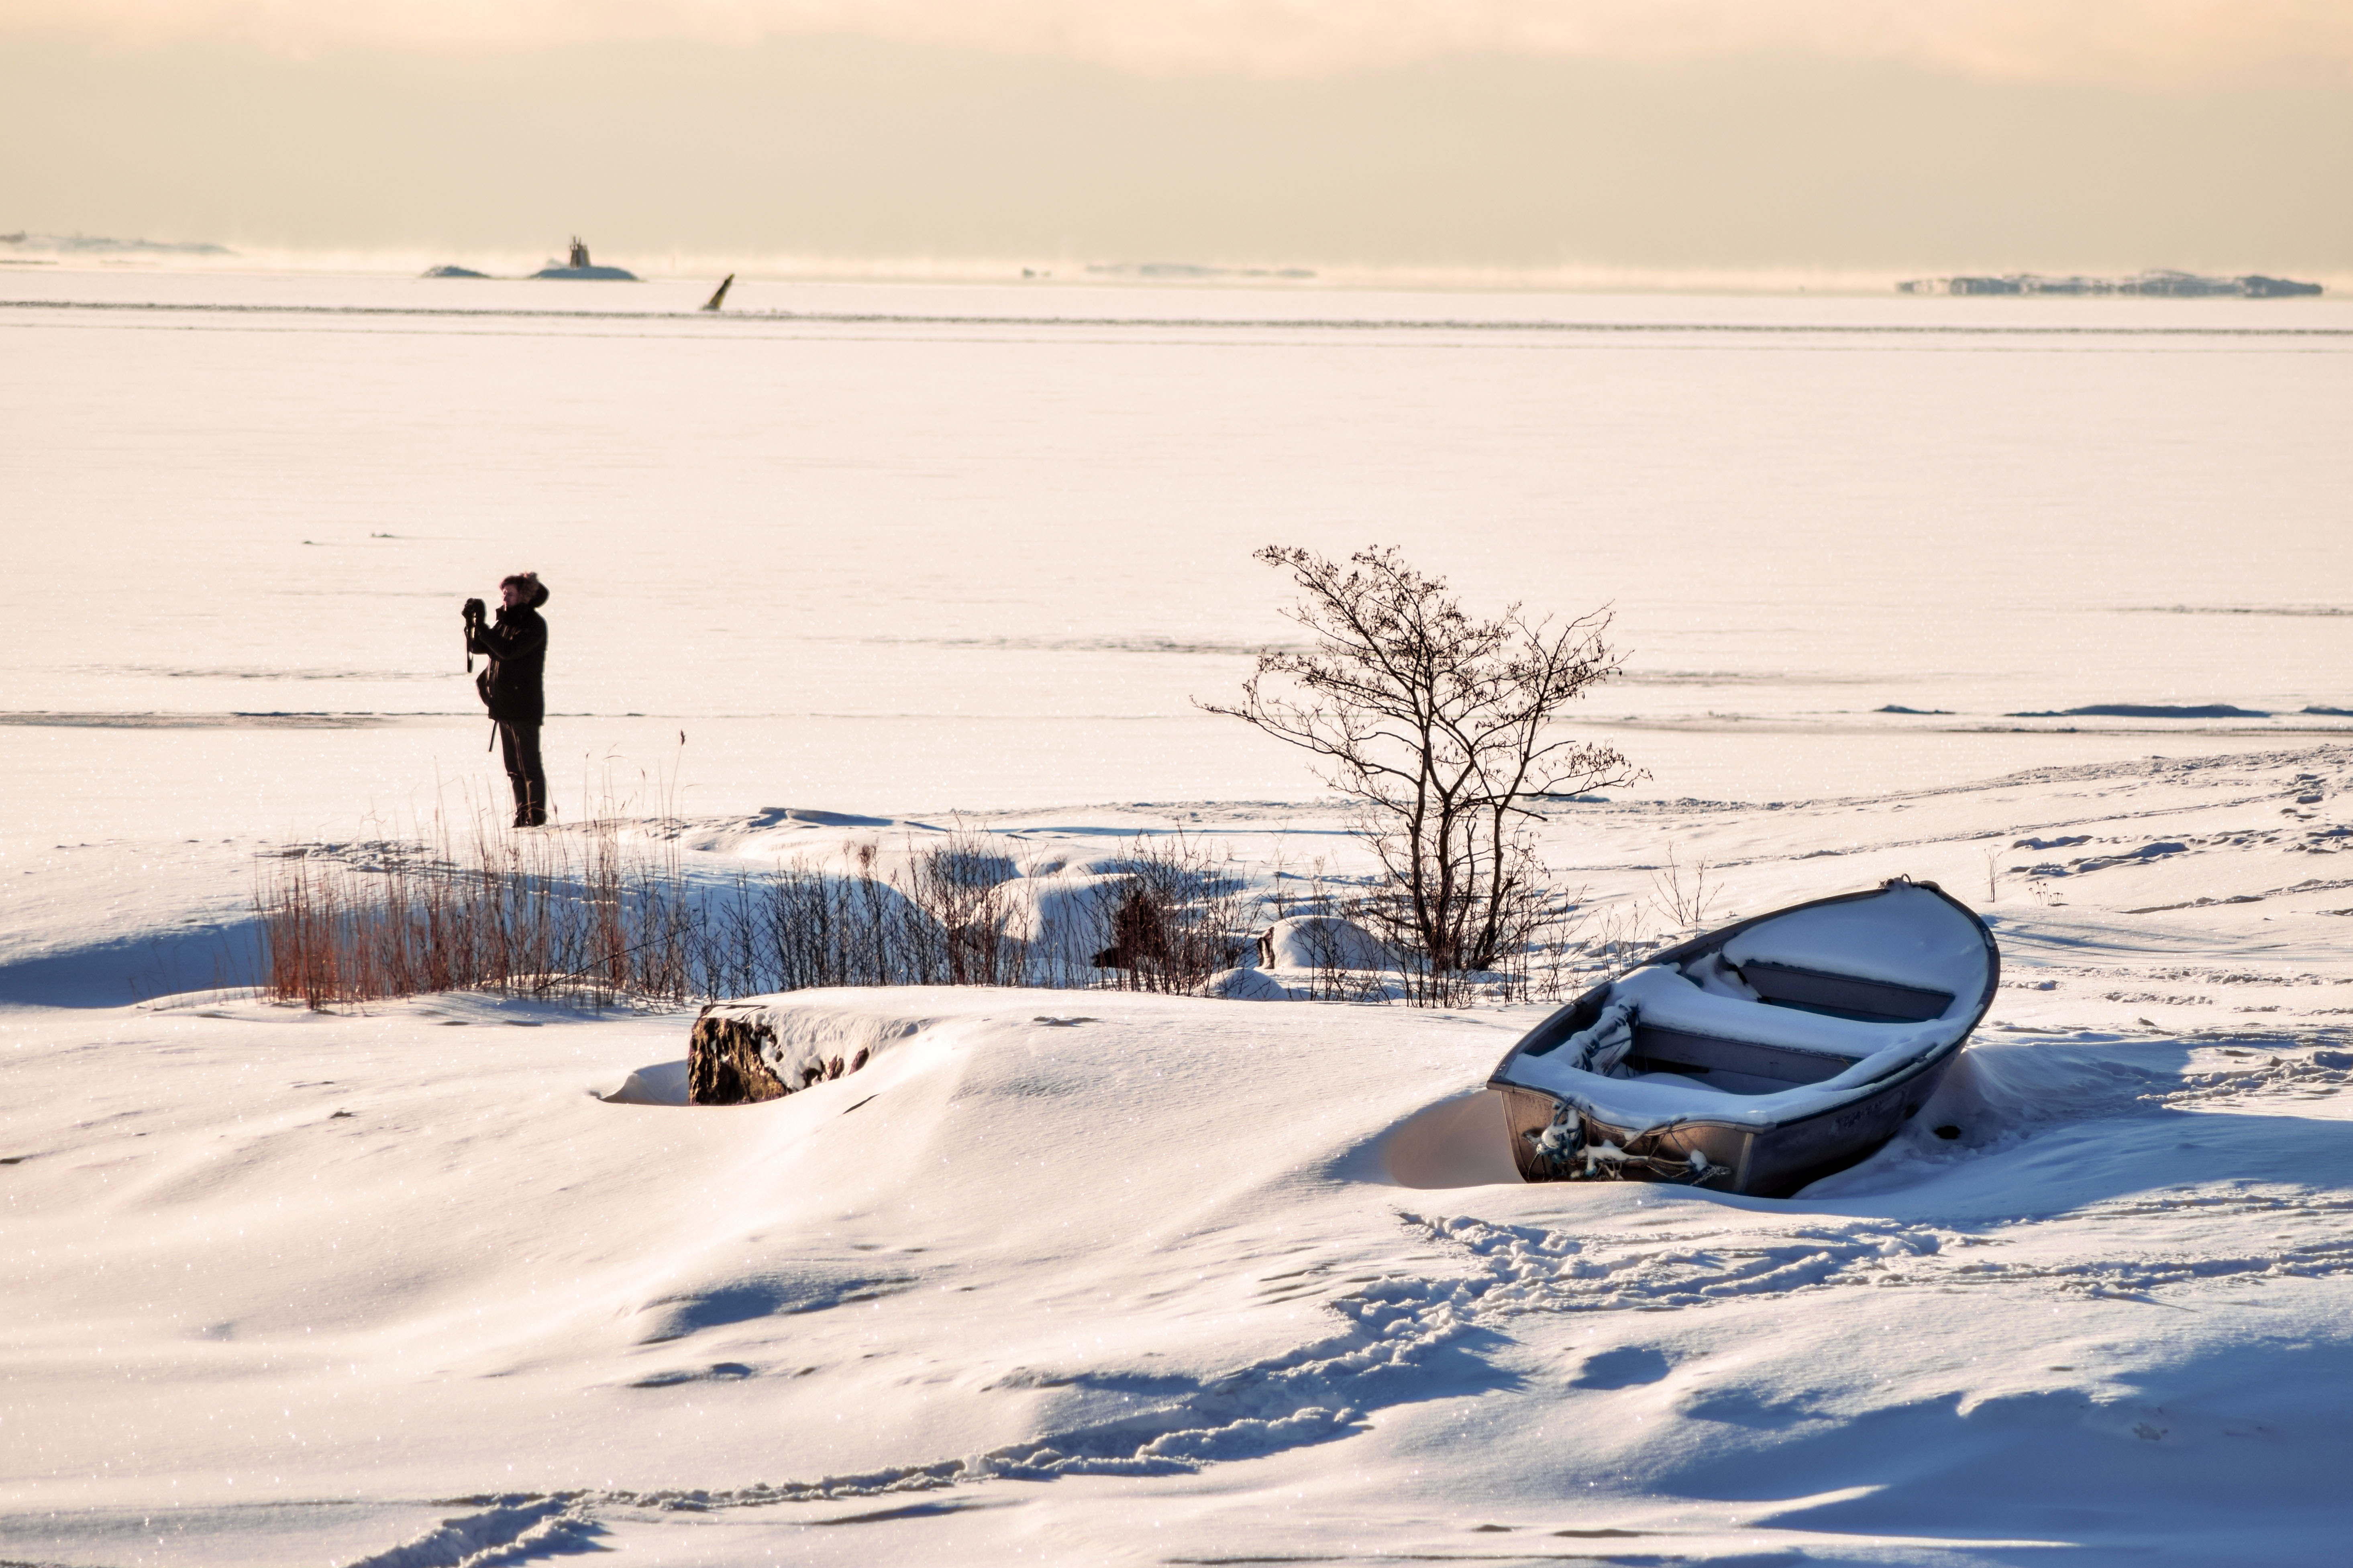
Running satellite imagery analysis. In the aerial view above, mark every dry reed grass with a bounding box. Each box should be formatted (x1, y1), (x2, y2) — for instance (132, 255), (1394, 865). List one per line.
(255, 800), (1606, 1012)
(255, 809), (697, 1009)
(254, 816), (1270, 1010)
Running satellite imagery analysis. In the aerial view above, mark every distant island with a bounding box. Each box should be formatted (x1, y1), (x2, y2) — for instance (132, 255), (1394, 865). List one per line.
(1087, 262), (1316, 281)
(530, 238), (636, 281)
(421, 240), (638, 282)
(1, 231), (232, 258)
(1899, 269), (2319, 298)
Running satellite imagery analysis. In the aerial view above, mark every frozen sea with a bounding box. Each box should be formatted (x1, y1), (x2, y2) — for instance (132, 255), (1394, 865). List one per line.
(5, 269), (2353, 1567)
(4, 268), (2350, 841)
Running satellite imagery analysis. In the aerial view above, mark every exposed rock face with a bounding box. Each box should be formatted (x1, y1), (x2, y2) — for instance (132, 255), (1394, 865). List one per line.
(687, 1002), (872, 1105)
(687, 1009), (786, 1104)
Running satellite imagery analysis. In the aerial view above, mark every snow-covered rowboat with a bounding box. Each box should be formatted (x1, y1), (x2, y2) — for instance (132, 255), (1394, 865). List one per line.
(1488, 878), (1998, 1197)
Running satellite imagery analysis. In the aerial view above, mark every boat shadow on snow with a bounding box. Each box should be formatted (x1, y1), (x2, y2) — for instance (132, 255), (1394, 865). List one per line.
(1363, 1029), (2353, 1218)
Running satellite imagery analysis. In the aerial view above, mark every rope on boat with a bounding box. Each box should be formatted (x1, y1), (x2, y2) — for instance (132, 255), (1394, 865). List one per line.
(1558, 999), (1638, 1077)
(1525, 1099), (1732, 1185)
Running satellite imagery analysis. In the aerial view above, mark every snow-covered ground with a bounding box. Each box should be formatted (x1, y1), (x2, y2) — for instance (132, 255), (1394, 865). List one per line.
(4, 270), (2352, 1564)
(8, 747), (2353, 1566)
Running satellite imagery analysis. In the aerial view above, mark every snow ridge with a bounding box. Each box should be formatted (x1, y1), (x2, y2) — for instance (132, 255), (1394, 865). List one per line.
(343, 1495), (601, 1568)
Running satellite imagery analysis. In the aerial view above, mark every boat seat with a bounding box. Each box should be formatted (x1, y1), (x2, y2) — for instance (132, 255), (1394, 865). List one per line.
(1622, 1022), (1858, 1090)
(1734, 960), (1954, 1023)
(1607, 965), (1944, 1096)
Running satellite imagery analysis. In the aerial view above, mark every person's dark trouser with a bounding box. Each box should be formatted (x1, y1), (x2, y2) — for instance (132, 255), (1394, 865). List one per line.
(498, 721), (546, 825)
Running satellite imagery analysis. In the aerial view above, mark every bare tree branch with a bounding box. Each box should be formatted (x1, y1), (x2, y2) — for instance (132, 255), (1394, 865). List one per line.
(1197, 545), (1643, 995)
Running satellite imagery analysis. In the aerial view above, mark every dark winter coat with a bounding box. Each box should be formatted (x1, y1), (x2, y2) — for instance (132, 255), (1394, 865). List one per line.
(468, 589), (549, 726)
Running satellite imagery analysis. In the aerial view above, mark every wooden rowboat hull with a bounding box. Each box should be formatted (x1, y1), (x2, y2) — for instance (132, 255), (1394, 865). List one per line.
(1488, 878), (1997, 1197)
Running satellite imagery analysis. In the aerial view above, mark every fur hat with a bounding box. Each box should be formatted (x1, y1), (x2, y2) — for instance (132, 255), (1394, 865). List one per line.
(500, 572), (550, 609)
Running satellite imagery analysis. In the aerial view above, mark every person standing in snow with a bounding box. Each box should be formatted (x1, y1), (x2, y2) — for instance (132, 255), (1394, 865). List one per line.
(462, 572), (551, 827)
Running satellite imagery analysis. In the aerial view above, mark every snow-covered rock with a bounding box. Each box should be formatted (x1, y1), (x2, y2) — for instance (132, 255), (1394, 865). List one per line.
(1259, 913), (1393, 971)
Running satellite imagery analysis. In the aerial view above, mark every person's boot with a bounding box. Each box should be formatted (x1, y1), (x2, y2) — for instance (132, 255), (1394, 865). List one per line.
(523, 781), (547, 828)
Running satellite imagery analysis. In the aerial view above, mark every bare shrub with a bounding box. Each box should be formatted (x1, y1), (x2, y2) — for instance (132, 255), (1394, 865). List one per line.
(735, 839), (934, 992)
(903, 829), (1026, 986)
(1256, 857), (1384, 1002)
(1371, 866), (1578, 1009)
(699, 870), (766, 1000)
(1512, 889), (1658, 1005)
(1089, 830), (1260, 994)
(753, 858), (864, 992)
(1648, 845), (1722, 937)
(1527, 898), (1670, 1000)
(1202, 545), (1640, 1003)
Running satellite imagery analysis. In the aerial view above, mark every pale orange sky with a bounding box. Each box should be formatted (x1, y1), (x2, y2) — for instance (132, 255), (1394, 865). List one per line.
(4, 0), (2348, 275)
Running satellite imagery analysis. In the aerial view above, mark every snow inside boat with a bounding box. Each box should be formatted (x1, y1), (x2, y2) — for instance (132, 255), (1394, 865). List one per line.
(1488, 878), (1999, 1197)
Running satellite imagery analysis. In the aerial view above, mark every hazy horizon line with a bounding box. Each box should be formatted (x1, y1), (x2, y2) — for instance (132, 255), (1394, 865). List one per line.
(5, 243), (2347, 299)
